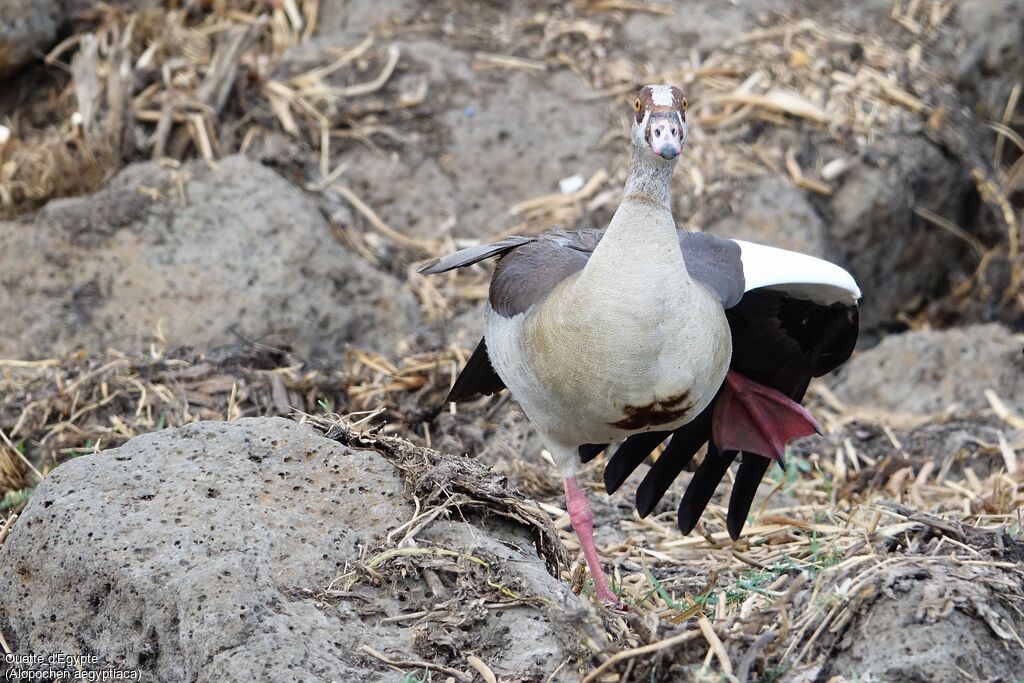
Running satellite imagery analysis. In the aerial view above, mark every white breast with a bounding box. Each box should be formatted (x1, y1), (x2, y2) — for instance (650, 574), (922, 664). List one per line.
(484, 271), (731, 448)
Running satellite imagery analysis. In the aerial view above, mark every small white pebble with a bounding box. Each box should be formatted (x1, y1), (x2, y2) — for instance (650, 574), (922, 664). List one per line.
(559, 174), (585, 195)
(821, 157), (851, 181)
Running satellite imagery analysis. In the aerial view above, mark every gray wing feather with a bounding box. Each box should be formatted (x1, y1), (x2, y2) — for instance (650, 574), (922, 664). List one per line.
(488, 228), (603, 317)
(420, 228), (744, 317)
(678, 232), (745, 308)
(417, 235), (535, 274)
(489, 228), (743, 316)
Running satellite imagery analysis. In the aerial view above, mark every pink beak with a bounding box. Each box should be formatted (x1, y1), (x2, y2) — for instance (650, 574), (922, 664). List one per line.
(648, 113), (683, 159)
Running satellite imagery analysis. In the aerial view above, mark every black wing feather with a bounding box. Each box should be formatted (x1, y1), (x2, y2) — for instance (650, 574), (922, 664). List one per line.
(446, 338), (505, 403)
(726, 455), (773, 540)
(677, 444), (738, 534)
(634, 401), (715, 517)
(603, 431), (669, 494)
(726, 289), (858, 389)
(578, 443), (609, 463)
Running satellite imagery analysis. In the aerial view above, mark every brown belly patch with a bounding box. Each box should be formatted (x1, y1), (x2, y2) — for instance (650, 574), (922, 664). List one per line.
(609, 390), (692, 430)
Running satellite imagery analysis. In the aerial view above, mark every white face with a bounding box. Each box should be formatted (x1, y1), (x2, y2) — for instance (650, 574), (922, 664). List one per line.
(649, 85), (677, 107)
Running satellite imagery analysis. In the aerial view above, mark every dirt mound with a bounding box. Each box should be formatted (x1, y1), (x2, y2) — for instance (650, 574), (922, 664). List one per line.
(829, 324), (1024, 414)
(0, 156), (417, 360)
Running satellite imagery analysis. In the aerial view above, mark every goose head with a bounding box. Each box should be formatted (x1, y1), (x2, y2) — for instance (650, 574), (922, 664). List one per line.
(631, 85), (688, 161)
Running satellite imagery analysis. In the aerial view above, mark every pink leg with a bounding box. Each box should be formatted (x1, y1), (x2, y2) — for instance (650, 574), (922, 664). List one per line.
(712, 370), (820, 464)
(563, 475), (622, 606)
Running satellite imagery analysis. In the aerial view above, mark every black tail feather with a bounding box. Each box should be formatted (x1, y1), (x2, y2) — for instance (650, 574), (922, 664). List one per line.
(677, 444), (737, 535)
(603, 431), (668, 494)
(726, 454), (772, 540)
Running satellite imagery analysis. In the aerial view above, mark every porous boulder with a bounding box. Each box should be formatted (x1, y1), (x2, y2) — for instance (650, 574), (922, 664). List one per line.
(828, 323), (1024, 414)
(0, 156), (417, 359)
(0, 417), (582, 682)
(814, 555), (1024, 681)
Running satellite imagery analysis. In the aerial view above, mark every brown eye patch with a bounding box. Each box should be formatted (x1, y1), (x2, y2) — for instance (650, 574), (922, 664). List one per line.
(634, 85), (687, 123)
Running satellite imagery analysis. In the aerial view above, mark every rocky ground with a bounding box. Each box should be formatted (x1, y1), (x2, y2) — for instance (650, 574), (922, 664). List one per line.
(0, 0), (1022, 681)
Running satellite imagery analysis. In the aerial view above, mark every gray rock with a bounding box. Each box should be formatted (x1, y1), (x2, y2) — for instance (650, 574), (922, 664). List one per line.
(820, 560), (1024, 682)
(0, 417), (582, 682)
(0, 0), (60, 79)
(707, 176), (827, 256)
(829, 324), (1024, 414)
(0, 155), (417, 358)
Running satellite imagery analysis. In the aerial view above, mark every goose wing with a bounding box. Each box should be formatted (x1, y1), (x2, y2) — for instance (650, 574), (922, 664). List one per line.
(605, 238), (860, 538)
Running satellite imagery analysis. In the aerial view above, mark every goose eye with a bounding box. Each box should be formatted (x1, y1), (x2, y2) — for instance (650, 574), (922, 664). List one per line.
(634, 98), (642, 113)
(680, 97), (688, 112)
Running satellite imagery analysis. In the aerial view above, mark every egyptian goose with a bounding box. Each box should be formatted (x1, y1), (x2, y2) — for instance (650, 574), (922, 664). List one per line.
(420, 85), (860, 604)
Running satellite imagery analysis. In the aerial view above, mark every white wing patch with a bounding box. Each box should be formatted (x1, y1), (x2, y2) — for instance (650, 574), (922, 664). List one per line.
(734, 240), (861, 305)
(650, 85), (675, 106)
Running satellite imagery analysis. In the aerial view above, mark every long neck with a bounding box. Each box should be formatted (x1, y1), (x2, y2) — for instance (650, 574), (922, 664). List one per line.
(574, 142), (687, 292)
(605, 141), (678, 240)
(620, 143), (675, 209)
